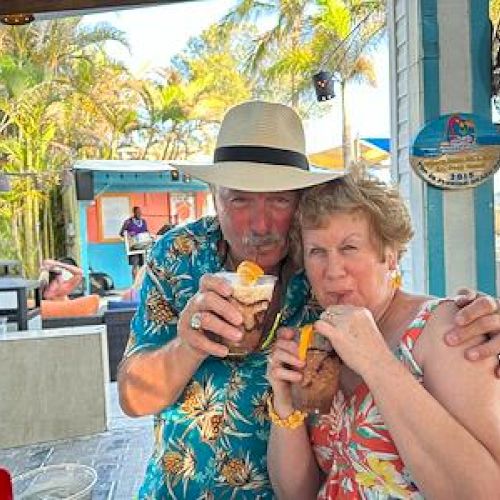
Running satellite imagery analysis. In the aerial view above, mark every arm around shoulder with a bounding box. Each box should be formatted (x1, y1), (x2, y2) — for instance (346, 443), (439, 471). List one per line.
(421, 300), (500, 495)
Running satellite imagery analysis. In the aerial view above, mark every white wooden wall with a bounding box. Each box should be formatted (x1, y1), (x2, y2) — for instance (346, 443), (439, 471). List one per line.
(388, 0), (427, 293)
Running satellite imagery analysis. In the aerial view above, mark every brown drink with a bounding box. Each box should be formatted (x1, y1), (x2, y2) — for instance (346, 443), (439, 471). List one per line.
(215, 272), (277, 356)
(292, 326), (341, 414)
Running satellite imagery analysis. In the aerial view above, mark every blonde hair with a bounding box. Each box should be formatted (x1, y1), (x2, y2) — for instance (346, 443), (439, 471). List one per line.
(293, 169), (413, 263)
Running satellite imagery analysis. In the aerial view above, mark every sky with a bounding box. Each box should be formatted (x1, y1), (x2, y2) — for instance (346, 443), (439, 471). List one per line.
(83, 0), (390, 154)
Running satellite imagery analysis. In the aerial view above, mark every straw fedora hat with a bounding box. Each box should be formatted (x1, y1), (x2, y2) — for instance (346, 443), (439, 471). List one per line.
(172, 100), (342, 192)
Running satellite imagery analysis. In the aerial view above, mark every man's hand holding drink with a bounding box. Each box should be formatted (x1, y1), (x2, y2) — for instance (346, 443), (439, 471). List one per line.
(180, 261), (277, 358)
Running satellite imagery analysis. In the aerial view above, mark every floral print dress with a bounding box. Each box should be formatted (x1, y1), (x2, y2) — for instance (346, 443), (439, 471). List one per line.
(124, 216), (315, 499)
(310, 301), (439, 500)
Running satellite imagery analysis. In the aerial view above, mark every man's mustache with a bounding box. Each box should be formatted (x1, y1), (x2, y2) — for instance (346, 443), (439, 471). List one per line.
(242, 233), (284, 247)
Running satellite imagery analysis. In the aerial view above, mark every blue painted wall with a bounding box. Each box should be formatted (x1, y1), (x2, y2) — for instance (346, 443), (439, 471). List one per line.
(471, 0), (497, 295)
(420, 0), (445, 297)
(77, 168), (211, 291)
(88, 242), (132, 290)
(78, 201), (91, 294)
(420, 0), (495, 295)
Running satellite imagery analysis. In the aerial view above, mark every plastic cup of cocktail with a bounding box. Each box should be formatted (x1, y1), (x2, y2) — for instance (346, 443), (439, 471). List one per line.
(214, 270), (277, 356)
(292, 324), (342, 414)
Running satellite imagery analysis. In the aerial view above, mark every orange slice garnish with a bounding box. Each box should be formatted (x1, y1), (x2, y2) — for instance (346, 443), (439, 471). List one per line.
(298, 324), (313, 361)
(236, 260), (264, 285)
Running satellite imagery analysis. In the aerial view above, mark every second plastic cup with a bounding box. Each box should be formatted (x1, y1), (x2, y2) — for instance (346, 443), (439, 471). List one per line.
(292, 327), (342, 414)
(214, 272), (277, 356)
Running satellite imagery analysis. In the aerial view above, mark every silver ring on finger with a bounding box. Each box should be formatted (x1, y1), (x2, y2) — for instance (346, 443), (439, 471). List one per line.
(190, 311), (203, 331)
(325, 309), (341, 324)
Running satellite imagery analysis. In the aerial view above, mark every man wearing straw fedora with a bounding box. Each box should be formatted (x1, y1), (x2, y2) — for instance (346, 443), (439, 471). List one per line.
(118, 100), (500, 499)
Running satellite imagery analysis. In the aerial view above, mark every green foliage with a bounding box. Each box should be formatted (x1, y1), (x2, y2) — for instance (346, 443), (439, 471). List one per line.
(218, 0), (385, 123)
(0, 18), (132, 276)
(492, 0), (500, 24)
(0, 2), (386, 273)
(134, 24), (252, 160)
(0, 55), (44, 98)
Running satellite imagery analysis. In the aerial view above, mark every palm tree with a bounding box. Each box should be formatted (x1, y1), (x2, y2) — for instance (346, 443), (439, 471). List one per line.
(0, 57), (63, 273)
(0, 18), (130, 276)
(312, 0), (385, 167)
(219, 0), (311, 108)
(134, 71), (197, 160)
(219, 0), (385, 167)
(136, 25), (251, 161)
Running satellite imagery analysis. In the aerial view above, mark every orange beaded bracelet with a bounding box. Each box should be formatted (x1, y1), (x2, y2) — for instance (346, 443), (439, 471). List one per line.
(267, 396), (307, 429)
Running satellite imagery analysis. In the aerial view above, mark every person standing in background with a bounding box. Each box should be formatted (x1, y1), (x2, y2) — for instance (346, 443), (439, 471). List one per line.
(120, 206), (149, 280)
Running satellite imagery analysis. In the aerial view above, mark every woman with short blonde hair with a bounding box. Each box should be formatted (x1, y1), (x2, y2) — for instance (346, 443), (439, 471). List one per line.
(291, 172), (413, 265)
(267, 172), (500, 499)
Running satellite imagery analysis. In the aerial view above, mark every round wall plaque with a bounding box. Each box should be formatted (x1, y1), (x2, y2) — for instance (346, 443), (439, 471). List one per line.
(410, 113), (500, 189)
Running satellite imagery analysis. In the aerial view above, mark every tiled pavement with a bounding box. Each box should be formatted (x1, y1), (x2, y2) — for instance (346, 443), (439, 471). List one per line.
(0, 383), (153, 499)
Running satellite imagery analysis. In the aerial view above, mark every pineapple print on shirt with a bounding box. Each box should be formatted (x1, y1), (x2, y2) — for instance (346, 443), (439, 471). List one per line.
(127, 217), (312, 499)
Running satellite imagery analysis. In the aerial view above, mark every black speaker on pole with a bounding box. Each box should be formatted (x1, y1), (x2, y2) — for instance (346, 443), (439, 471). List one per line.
(75, 170), (94, 201)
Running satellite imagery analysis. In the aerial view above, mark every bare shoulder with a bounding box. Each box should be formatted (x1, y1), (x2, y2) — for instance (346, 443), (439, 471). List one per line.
(394, 291), (432, 323)
(422, 300), (457, 335)
(420, 300), (500, 460)
(418, 300), (487, 372)
(421, 299), (485, 356)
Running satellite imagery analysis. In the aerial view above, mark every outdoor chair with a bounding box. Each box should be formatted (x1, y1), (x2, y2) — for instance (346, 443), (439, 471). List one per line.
(103, 307), (136, 382)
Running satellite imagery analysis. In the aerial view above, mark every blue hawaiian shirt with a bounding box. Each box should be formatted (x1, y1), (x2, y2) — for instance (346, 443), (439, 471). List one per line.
(125, 216), (321, 499)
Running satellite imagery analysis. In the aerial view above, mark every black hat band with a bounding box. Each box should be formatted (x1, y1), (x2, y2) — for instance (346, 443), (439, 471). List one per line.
(214, 145), (309, 171)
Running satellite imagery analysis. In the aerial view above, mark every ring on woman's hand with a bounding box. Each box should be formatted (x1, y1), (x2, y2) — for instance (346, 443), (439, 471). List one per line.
(325, 309), (342, 323)
(190, 311), (203, 331)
